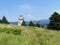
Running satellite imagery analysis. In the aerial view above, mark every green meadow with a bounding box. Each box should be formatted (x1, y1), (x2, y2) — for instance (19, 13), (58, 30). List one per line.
(0, 24), (60, 45)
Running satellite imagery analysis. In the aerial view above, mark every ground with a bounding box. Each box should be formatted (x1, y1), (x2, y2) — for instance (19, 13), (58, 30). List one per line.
(0, 24), (60, 45)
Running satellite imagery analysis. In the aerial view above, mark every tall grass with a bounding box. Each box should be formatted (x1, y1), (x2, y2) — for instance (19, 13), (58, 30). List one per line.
(0, 24), (60, 45)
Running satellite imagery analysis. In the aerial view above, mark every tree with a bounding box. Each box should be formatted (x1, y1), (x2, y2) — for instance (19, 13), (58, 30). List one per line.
(36, 23), (40, 27)
(29, 21), (36, 26)
(0, 19), (2, 23)
(21, 20), (26, 26)
(48, 12), (60, 30)
(2, 16), (9, 24)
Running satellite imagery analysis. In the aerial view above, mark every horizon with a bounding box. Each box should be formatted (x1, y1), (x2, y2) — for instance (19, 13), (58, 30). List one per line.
(0, 0), (60, 22)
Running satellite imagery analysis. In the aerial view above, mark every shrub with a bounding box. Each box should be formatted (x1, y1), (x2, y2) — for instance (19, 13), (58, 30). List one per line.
(12, 29), (21, 35)
(0, 28), (21, 35)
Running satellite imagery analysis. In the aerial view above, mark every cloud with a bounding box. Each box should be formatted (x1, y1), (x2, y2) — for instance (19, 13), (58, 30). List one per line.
(18, 13), (47, 21)
(20, 4), (32, 10)
(51, 10), (60, 14)
(27, 14), (41, 20)
(55, 10), (60, 14)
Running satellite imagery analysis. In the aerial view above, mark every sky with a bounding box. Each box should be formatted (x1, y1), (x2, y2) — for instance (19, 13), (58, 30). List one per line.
(0, 0), (60, 22)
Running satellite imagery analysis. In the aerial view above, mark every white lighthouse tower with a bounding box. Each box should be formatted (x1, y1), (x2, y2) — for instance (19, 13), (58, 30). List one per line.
(18, 15), (24, 26)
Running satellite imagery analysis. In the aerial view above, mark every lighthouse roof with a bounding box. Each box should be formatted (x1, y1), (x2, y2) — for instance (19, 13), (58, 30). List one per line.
(20, 15), (23, 17)
(18, 15), (24, 20)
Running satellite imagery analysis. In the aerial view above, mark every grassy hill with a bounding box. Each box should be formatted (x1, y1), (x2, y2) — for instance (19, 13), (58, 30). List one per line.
(0, 24), (60, 45)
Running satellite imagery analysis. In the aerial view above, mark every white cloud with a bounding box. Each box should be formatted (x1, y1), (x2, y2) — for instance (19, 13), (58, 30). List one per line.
(20, 4), (32, 10)
(55, 10), (60, 14)
(51, 10), (60, 14)
(18, 13), (47, 21)
(27, 14), (41, 20)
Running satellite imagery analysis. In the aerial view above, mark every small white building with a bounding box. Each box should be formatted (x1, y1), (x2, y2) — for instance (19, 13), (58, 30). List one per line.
(18, 15), (24, 26)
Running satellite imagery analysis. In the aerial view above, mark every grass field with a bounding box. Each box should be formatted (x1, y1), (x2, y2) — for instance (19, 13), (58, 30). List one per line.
(0, 24), (60, 45)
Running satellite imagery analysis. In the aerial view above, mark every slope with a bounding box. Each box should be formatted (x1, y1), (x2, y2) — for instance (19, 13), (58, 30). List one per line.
(0, 24), (60, 45)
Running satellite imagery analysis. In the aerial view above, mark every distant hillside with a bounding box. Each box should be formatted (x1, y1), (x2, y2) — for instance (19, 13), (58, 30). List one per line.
(10, 19), (50, 28)
(0, 24), (60, 45)
(39, 19), (49, 28)
(10, 21), (18, 25)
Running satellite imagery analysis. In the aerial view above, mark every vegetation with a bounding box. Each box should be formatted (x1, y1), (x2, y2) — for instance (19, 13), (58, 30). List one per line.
(2, 16), (9, 24)
(0, 19), (2, 23)
(48, 12), (60, 30)
(0, 12), (60, 45)
(0, 28), (21, 35)
(36, 23), (40, 27)
(0, 16), (9, 24)
(0, 24), (60, 45)
(21, 20), (26, 26)
(29, 21), (40, 27)
(29, 21), (36, 26)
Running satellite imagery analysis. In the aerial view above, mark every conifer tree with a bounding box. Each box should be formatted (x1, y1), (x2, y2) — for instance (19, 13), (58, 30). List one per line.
(36, 23), (40, 27)
(0, 19), (2, 23)
(21, 20), (26, 26)
(2, 16), (9, 24)
(29, 21), (36, 26)
(48, 12), (60, 30)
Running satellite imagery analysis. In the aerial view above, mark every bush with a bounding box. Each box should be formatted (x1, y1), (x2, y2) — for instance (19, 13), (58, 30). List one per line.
(12, 29), (21, 35)
(0, 28), (21, 35)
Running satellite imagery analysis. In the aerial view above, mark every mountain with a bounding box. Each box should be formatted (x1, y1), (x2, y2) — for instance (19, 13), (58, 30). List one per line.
(31, 19), (49, 28)
(10, 21), (18, 25)
(39, 19), (50, 28)
(10, 19), (50, 28)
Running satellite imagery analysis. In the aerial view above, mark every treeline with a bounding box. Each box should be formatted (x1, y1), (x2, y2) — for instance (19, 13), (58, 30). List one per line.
(0, 16), (40, 27)
(22, 11), (60, 30)
(21, 20), (40, 27)
(0, 16), (9, 24)
(1, 11), (60, 30)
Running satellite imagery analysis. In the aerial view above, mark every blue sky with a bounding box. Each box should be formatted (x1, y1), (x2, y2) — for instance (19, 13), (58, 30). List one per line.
(0, 0), (60, 22)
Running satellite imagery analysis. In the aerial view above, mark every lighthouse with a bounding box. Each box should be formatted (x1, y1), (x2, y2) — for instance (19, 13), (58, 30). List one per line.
(18, 15), (24, 26)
